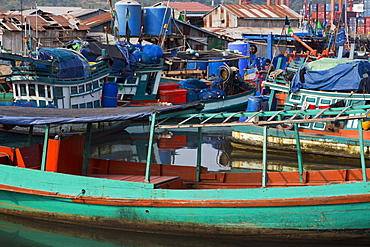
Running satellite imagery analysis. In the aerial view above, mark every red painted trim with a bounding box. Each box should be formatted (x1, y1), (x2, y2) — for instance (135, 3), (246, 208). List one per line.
(299, 128), (370, 139)
(1, 184), (370, 208)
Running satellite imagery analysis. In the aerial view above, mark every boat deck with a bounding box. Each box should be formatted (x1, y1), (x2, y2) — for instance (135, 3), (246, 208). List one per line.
(87, 174), (183, 188)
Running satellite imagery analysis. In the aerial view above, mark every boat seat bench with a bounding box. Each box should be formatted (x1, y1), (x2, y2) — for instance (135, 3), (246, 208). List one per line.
(86, 174), (185, 189)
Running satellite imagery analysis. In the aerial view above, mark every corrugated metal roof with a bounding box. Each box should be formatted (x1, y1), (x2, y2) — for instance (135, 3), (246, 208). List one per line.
(68, 9), (103, 18)
(34, 6), (82, 15)
(219, 4), (300, 19)
(159, 1), (213, 12)
(0, 22), (20, 31)
(81, 12), (112, 27)
(0, 13), (90, 31)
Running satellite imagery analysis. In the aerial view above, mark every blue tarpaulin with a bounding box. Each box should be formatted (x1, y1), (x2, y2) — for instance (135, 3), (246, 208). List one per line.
(37, 48), (91, 79)
(290, 59), (370, 92)
(0, 104), (199, 126)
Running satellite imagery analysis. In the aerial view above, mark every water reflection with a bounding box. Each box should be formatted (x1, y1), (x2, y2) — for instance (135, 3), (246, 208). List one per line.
(91, 127), (366, 173)
(0, 213), (367, 247)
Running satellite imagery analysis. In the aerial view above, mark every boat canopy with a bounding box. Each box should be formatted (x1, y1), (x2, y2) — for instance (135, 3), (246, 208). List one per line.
(38, 48), (91, 79)
(290, 58), (370, 92)
(0, 104), (199, 126)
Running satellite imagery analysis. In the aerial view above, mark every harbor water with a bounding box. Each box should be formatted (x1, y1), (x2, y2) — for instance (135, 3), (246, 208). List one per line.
(0, 128), (369, 246)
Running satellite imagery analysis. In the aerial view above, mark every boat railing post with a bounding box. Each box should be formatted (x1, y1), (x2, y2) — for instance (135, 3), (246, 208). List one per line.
(262, 126), (268, 187)
(145, 113), (157, 183)
(268, 89), (275, 111)
(276, 57), (283, 70)
(267, 34), (272, 59)
(40, 124), (50, 171)
(358, 119), (367, 182)
(196, 127), (202, 182)
(27, 125), (34, 146)
(294, 123), (304, 183)
(82, 122), (92, 175)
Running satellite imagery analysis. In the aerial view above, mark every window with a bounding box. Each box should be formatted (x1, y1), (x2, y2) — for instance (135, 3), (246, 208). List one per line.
(320, 99), (331, 105)
(47, 86), (51, 98)
(39, 100), (46, 107)
(29, 84), (36, 96)
(313, 123), (325, 129)
(93, 81), (99, 89)
(79, 103), (86, 108)
(78, 85), (85, 93)
(20, 84), (27, 96)
(305, 97), (315, 103)
(55, 87), (63, 97)
(94, 100), (100, 108)
(72, 104), (78, 109)
(126, 78), (137, 85)
(71, 86), (78, 95)
(14, 85), (19, 96)
(86, 102), (93, 108)
(38, 85), (45, 97)
(86, 83), (92, 91)
(291, 95), (301, 101)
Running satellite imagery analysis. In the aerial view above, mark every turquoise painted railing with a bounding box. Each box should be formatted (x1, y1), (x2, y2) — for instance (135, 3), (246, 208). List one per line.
(149, 105), (370, 185)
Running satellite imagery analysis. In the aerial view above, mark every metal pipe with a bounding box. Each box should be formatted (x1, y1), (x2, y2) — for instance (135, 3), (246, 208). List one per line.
(82, 122), (92, 175)
(358, 119), (367, 182)
(294, 123), (304, 182)
(145, 113), (157, 183)
(262, 126), (268, 187)
(40, 124), (50, 171)
(196, 127), (202, 182)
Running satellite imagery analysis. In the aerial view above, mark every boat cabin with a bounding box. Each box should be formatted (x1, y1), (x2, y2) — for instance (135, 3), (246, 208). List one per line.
(1, 48), (111, 109)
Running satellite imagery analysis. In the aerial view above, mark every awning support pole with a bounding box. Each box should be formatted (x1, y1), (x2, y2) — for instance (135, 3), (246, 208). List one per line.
(196, 127), (202, 182)
(82, 122), (92, 175)
(145, 113), (157, 183)
(40, 124), (50, 171)
(262, 126), (268, 187)
(358, 119), (367, 182)
(294, 123), (304, 182)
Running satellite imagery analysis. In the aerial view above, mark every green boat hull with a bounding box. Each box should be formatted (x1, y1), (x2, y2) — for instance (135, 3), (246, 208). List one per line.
(1, 165), (370, 236)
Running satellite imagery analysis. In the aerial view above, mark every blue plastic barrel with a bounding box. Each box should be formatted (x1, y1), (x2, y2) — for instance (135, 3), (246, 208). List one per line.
(247, 96), (264, 112)
(115, 0), (142, 36)
(228, 41), (248, 73)
(102, 82), (118, 107)
(143, 7), (172, 36)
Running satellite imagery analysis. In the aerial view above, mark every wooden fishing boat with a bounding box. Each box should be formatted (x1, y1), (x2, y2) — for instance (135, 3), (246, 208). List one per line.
(68, 42), (256, 113)
(0, 48), (119, 135)
(0, 105), (370, 242)
(0, 48), (111, 109)
(232, 57), (370, 158)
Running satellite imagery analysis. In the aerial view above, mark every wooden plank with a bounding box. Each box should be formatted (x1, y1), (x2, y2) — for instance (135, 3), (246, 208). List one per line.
(87, 174), (181, 185)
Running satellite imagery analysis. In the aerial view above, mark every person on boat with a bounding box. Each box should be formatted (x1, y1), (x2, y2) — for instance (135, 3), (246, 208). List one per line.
(260, 59), (275, 80)
(257, 59), (275, 95)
